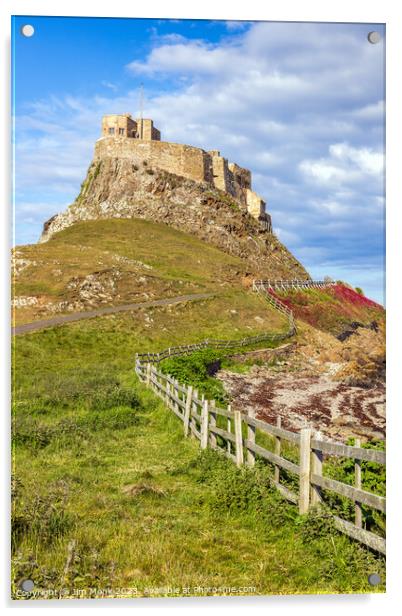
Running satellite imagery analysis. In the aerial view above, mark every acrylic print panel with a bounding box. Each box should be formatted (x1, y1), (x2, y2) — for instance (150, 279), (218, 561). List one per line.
(11, 16), (386, 600)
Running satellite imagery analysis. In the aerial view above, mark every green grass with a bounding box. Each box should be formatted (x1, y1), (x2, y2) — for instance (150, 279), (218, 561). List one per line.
(12, 308), (385, 599)
(13, 218), (253, 316)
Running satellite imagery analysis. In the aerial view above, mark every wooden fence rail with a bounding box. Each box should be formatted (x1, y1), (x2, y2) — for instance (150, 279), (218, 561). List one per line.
(255, 279), (337, 291)
(135, 359), (386, 555)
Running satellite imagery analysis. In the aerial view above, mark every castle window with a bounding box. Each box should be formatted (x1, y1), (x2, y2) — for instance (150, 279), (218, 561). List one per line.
(108, 127), (115, 135)
(119, 128), (124, 135)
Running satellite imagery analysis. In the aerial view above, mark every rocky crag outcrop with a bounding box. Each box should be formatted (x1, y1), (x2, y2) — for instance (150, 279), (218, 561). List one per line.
(40, 157), (308, 280)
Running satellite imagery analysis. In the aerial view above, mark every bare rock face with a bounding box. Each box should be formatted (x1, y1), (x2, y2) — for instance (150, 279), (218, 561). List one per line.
(39, 157), (309, 280)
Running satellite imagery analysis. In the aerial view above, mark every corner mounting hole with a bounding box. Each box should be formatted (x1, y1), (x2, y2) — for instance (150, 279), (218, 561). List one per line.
(367, 31), (381, 44)
(20, 579), (35, 592)
(368, 573), (381, 586)
(21, 24), (35, 38)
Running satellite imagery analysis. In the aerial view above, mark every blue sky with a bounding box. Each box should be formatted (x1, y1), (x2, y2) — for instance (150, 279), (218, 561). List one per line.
(12, 16), (385, 303)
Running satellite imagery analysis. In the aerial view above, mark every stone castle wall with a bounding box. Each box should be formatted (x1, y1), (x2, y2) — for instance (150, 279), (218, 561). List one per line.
(94, 138), (212, 183)
(95, 135), (270, 228)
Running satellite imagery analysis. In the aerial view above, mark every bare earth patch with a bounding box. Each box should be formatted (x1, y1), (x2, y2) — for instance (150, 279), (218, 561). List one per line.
(217, 367), (385, 441)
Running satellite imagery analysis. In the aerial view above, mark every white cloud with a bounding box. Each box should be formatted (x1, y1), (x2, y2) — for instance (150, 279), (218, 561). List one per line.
(14, 21), (385, 300)
(299, 142), (384, 186)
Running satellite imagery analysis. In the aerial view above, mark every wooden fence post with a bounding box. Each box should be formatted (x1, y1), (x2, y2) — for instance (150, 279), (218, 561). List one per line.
(165, 381), (171, 407)
(234, 411), (244, 467)
(200, 400), (209, 449)
(189, 388), (198, 438)
(310, 431), (323, 506)
(246, 410), (255, 467)
(274, 417), (282, 483)
(227, 404), (232, 456)
(173, 379), (179, 414)
(146, 362), (151, 385)
(299, 427), (312, 514)
(150, 366), (156, 392)
(209, 400), (217, 448)
(163, 378), (167, 402)
(355, 437), (362, 528)
(183, 385), (193, 437)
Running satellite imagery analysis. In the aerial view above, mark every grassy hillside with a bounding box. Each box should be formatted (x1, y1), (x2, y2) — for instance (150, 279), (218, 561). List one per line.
(12, 311), (385, 598)
(12, 217), (386, 597)
(13, 219), (276, 325)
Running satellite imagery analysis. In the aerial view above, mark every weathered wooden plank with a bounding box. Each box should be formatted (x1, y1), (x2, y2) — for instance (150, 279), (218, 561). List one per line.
(227, 405), (232, 456)
(191, 409), (202, 422)
(150, 375), (164, 392)
(311, 474), (386, 513)
(189, 422), (201, 440)
(269, 479), (298, 505)
(170, 403), (184, 421)
(234, 411), (244, 467)
(244, 439), (299, 475)
(246, 410), (256, 467)
(200, 400), (209, 449)
(213, 406), (234, 419)
(209, 400), (217, 449)
(183, 385), (193, 437)
(209, 425), (236, 443)
(274, 417), (282, 484)
(299, 427), (312, 514)
(243, 415), (300, 444)
(310, 438), (385, 465)
(166, 391), (186, 411)
(355, 437), (362, 528)
(311, 438), (323, 506)
(332, 516), (386, 555)
(145, 363), (152, 385)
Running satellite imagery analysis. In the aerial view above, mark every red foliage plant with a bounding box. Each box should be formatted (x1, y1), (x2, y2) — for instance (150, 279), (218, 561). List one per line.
(330, 284), (384, 310)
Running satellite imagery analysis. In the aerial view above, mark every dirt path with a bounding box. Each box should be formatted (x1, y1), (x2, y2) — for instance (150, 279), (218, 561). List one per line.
(12, 292), (215, 336)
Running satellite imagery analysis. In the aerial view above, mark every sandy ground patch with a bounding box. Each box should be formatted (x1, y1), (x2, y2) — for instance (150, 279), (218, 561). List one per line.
(217, 367), (385, 441)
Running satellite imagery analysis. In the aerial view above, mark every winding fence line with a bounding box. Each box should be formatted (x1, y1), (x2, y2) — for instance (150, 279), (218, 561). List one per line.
(257, 279), (337, 291)
(134, 281), (386, 555)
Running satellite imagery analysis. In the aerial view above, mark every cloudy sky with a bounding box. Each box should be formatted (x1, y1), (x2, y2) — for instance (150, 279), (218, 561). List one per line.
(12, 17), (385, 302)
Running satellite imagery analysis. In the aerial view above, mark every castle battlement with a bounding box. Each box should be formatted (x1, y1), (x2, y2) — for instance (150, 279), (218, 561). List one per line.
(97, 115), (271, 230)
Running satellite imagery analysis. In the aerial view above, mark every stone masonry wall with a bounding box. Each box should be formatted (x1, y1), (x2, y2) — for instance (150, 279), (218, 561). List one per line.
(95, 138), (212, 184)
(95, 137), (267, 223)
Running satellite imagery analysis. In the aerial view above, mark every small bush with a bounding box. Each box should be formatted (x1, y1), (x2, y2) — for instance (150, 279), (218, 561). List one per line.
(12, 417), (55, 449)
(161, 349), (227, 403)
(295, 506), (336, 542)
(194, 450), (291, 524)
(12, 480), (74, 550)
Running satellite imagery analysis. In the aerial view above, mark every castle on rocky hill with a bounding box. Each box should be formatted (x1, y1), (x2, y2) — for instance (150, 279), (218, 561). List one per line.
(99, 113), (271, 230)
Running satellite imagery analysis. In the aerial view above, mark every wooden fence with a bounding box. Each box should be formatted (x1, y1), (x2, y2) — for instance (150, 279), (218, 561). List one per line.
(254, 279), (337, 291)
(135, 359), (386, 555)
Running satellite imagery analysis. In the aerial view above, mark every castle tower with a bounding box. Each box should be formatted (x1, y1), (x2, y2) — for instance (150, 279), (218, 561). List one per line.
(101, 114), (161, 141)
